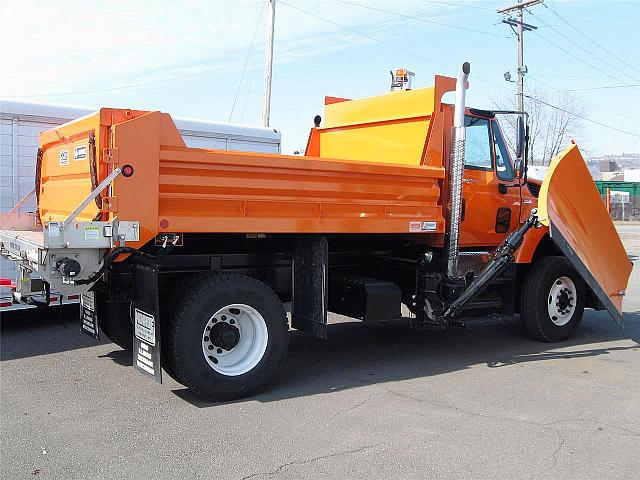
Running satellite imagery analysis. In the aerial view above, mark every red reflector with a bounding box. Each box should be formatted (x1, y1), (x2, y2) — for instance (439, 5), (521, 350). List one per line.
(50, 296), (58, 302)
(0, 278), (16, 289)
(121, 164), (134, 177)
(0, 302), (13, 308)
(68, 295), (80, 300)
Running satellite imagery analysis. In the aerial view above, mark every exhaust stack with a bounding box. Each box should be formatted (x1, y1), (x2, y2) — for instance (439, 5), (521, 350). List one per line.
(446, 62), (470, 278)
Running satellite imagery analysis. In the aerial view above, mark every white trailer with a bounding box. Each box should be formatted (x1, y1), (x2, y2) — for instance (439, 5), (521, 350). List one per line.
(0, 99), (281, 311)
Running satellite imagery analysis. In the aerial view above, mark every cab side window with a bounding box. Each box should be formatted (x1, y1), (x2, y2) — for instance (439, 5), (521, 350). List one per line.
(492, 121), (515, 181)
(464, 116), (491, 169)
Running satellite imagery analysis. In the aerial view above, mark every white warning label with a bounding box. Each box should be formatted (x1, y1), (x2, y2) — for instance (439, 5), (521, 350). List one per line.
(59, 150), (69, 166)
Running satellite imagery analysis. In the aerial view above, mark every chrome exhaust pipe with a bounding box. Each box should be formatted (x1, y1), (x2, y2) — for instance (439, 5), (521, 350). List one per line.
(446, 62), (470, 278)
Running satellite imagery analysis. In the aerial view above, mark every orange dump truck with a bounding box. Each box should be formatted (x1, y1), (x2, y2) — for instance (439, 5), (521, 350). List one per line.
(0, 64), (632, 400)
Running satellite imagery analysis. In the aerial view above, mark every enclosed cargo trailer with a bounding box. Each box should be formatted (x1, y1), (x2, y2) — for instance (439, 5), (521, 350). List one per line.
(0, 100), (280, 311)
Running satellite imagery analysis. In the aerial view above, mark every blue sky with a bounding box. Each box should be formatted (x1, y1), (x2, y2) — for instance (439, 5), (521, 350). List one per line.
(2, 0), (638, 156)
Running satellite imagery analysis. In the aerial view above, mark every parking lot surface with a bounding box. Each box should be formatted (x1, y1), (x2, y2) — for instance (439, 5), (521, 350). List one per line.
(1, 226), (639, 479)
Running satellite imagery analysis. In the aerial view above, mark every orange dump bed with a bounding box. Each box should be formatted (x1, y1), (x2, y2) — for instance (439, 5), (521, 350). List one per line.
(37, 77), (457, 249)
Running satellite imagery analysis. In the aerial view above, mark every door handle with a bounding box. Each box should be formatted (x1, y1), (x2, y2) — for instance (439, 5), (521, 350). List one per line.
(462, 178), (476, 184)
(498, 183), (520, 194)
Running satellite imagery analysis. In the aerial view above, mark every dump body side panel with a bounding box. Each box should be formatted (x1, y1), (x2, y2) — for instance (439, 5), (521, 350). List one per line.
(538, 143), (632, 325)
(154, 145), (446, 236)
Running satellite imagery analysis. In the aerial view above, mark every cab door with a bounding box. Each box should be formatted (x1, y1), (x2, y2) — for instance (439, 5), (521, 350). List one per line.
(459, 115), (521, 247)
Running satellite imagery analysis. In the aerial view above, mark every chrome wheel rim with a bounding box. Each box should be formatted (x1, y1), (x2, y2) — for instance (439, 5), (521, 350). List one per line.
(202, 304), (268, 376)
(547, 276), (577, 326)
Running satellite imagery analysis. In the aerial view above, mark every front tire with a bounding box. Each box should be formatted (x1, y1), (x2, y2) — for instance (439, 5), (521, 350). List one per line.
(165, 274), (289, 400)
(520, 256), (586, 342)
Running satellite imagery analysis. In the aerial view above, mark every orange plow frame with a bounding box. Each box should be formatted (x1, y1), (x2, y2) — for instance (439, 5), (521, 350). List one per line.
(538, 142), (632, 326)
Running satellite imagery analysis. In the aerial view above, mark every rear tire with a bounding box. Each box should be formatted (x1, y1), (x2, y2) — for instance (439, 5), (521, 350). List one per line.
(165, 274), (289, 400)
(98, 298), (133, 351)
(520, 256), (585, 342)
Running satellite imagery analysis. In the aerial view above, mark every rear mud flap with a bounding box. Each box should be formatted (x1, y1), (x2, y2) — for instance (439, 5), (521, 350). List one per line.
(80, 292), (100, 339)
(131, 263), (162, 383)
(538, 143), (632, 327)
(291, 236), (328, 339)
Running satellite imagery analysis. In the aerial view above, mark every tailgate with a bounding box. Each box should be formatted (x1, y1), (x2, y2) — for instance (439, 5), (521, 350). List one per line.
(37, 108), (149, 225)
(537, 142), (632, 326)
(38, 111), (105, 223)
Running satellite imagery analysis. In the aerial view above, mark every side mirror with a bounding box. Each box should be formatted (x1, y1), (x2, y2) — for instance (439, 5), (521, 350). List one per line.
(515, 116), (526, 160)
(514, 158), (524, 179)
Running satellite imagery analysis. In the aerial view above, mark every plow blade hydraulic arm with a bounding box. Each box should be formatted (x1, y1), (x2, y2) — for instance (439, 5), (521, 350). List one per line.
(442, 211), (539, 319)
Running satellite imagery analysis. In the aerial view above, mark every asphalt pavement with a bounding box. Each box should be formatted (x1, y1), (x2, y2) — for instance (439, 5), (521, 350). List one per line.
(1, 226), (639, 479)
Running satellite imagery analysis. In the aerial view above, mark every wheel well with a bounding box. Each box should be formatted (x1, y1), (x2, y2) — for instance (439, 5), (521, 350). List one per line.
(531, 234), (561, 262)
(516, 234), (602, 311)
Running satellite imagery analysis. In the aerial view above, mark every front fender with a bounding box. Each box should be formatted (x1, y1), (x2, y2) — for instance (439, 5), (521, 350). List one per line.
(514, 224), (549, 264)
(537, 142), (632, 327)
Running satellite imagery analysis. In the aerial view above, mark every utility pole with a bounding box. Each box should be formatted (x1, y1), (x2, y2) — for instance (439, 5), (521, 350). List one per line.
(498, 0), (543, 116)
(262, 0), (276, 127)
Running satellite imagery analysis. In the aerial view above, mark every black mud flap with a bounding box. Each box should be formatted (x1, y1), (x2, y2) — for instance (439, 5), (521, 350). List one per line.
(131, 263), (162, 384)
(291, 235), (328, 339)
(80, 292), (100, 339)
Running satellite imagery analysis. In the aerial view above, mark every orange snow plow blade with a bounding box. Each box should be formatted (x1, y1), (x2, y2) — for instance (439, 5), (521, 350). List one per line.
(538, 143), (632, 327)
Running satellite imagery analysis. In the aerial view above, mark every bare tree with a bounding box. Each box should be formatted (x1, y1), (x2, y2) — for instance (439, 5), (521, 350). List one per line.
(494, 86), (588, 166)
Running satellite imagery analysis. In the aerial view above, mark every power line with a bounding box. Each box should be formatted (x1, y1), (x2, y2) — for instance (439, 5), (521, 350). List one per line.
(563, 84), (640, 92)
(542, 3), (639, 77)
(338, 0), (511, 39)
(527, 75), (640, 122)
(250, 2), (640, 141)
(528, 10), (639, 87)
(4, 64), (235, 99)
(277, 0), (453, 72)
(524, 94), (640, 138)
(531, 29), (640, 92)
(537, 12), (640, 28)
(534, 74), (633, 78)
(241, 15), (267, 121)
(5, 4), (424, 100)
(411, 0), (496, 11)
(229, 0), (266, 121)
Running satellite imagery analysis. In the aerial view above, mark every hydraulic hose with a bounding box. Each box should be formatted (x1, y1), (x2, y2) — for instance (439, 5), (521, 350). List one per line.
(89, 131), (105, 222)
(73, 246), (146, 286)
(34, 148), (43, 227)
